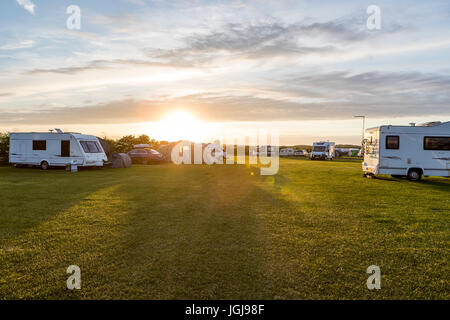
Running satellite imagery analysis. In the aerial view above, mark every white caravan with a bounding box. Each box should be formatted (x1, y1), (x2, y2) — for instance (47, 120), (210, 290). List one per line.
(280, 148), (295, 156)
(362, 121), (450, 181)
(259, 145), (276, 156)
(310, 141), (335, 160)
(9, 130), (108, 170)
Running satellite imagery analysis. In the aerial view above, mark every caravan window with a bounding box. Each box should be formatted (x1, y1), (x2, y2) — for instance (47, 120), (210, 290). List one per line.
(424, 137), (450, 150)
(386, 136), (399, 149)
(33, 140), (46, 151)
(80, 141), (102, 153)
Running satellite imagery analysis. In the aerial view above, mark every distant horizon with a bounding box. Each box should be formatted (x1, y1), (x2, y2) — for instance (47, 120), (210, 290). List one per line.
(3, 116), (448, 146)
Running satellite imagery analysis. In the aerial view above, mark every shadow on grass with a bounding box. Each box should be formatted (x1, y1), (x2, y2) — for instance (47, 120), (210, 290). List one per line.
(418, 178), (450, 191)
(94, 165), (269, 299)
(1, 164), (447, 299)
(0, 167), (119, 242)
(82, 165), (380, 299)
(373, 174), (450, 190)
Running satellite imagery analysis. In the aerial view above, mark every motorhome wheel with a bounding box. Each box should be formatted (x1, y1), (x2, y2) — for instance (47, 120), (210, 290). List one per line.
(407, 169), (422, 181)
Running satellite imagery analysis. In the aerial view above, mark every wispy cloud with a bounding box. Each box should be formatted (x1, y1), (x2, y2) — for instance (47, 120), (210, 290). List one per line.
(123, 0), (145, 6)
(26, 58), (191, 75)
(0, 39), (34, 50)
(23, 19), (399, 75)
(16, 0), (35, 15)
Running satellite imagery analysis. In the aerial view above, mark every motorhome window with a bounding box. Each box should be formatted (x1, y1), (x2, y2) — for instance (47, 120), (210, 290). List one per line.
(32, 140), (46, 150)
(386, 136), (399, 149)
(80, 141), (102, 153)
(424, 137), (450, 150)
(313, 146), (326, 152)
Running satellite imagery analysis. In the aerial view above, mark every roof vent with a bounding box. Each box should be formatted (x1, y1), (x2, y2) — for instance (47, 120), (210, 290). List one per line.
(420, 121), (442, 127)
(55, 128), (63, 133)
(409, 123), (415, 127)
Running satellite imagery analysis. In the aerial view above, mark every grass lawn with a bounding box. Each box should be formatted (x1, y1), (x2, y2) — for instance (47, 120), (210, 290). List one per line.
(0, 159), (448, 299)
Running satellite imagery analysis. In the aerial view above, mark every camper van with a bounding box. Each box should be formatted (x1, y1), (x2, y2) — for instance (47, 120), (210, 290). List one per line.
(362, 121), (450, 181)
(9, 130), (108, 170)
(310, 141), (335, 160)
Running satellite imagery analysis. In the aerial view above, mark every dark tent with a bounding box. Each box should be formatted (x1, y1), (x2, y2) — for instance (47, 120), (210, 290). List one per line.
(110, 153), (132, 168)
(98, 138), (112, 159)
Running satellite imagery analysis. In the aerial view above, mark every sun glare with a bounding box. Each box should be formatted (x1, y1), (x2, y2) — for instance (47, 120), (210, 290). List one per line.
(153, 111), (206, 142)
(162, 111), (197, 125)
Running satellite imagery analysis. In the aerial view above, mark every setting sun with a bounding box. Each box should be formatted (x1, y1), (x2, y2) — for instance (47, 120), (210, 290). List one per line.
(162, 111), (197, 125)
(152, 111), (207, 142)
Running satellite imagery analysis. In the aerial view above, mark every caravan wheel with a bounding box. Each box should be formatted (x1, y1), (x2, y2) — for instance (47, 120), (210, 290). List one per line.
(40, 161), (49, 170)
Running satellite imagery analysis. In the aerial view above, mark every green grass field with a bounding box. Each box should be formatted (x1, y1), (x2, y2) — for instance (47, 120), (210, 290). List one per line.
(0, 159), (448, 299)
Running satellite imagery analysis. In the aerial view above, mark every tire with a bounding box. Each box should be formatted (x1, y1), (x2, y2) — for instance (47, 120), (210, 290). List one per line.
(407, 169), (422, 181)
(40, 161), (49, 170)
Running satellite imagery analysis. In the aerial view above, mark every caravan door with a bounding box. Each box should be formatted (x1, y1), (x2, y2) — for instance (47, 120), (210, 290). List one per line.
(61, 140), (70, 157)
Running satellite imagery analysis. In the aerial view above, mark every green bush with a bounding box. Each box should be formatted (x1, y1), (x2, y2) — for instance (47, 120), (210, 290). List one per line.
(0, 133), (9, 165)
(114, 134), (159, 153)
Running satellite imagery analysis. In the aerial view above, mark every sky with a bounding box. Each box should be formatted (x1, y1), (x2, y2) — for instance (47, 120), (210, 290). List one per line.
(0, 0), (449, 144)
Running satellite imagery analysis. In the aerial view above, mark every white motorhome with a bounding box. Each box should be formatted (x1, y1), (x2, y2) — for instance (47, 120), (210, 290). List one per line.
(9, 130), (108, 170)
(310, 141), (335, 160)
(362, 121), (450, 181)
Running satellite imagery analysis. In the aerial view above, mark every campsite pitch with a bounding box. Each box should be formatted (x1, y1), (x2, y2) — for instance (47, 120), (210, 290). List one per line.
(0, 159), (448, 299)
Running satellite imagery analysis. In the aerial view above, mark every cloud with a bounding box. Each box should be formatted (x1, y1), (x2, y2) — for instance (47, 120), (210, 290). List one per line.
(123, 0), (145, 5)
(22, 18), (403, 75)
(144, 19), (401, 66)
(16, 0), (35, 15)
(0, 40), (34, 50)
(26, 58), (191, 75)
(2, 71), (449, 125)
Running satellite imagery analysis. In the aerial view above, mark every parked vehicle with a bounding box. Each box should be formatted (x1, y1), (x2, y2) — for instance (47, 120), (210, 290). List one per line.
(9, 129), (108, 169)
(350, 148), (361, 157)
(259, 145), (276, 156)
(310, 141), (335, 160)
(293, 150), (307, 156)
(280, 148), (295, 156)
(363, 121), (450, 181)
(128, 147), (163, 164)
